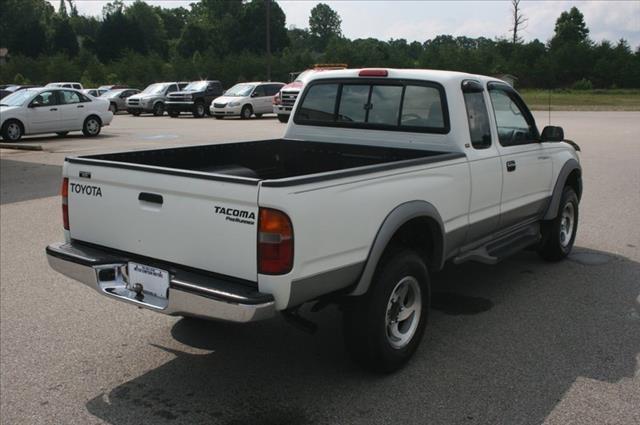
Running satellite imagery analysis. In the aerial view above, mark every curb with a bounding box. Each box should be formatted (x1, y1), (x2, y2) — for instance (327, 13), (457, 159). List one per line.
(0, 143), (43, 151)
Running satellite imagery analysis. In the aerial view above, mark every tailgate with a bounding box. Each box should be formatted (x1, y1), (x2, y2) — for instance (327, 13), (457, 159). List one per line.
(64, 161), (259, 282)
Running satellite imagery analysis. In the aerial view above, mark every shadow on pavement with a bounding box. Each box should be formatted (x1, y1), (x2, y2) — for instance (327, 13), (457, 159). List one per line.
(86, 248), (640, 425)
(0, 159), (62, 204)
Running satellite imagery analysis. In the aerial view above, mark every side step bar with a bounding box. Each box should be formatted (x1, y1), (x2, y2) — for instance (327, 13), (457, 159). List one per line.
(453, 223), (541, 265)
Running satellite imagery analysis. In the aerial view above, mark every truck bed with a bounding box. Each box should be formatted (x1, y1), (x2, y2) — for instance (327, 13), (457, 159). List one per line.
(69, 139), (462, 186)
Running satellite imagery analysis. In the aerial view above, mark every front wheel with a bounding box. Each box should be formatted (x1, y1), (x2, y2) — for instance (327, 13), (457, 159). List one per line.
(193, 102), (206, 118)
(82, 116), (102, 137)
(1, 120), (23, 142)
(152, 102), (164, 116)
(538, 187), (579, 261)
(344, 249), (430, 373)
(240, 105), (252, 119)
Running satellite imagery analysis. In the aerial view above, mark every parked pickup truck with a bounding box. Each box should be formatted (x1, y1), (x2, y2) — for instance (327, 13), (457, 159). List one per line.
(46, 69), (582, 372)
(166, 80), (224, 118)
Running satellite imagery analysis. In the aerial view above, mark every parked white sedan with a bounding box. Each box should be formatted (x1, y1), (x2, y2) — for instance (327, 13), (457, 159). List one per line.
(0, 87), (113, 142)
(210, 82), (284, 119)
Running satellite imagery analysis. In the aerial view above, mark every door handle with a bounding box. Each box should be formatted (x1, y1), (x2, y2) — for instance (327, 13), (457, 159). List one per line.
(50, 108), (58, 111)
(506, 160), (516, 172)
(138, 192), (163, 205)
(77, 105), (84, 108)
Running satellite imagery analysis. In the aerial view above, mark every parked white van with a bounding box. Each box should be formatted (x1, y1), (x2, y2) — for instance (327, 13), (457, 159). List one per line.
(210, 82), (284, 119)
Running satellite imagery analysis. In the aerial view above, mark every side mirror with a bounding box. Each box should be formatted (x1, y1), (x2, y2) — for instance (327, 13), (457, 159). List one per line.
(541, 126), (564, 142)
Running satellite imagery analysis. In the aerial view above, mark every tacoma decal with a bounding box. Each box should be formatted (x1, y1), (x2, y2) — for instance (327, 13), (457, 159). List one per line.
(214, 206), (256, 225)
(70, 183), (102, 197)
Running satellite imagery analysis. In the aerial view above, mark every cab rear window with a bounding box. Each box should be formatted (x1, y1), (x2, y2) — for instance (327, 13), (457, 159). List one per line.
(295, 79), (449, 133)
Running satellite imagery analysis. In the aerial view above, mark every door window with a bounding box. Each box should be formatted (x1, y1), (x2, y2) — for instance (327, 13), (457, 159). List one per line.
(30, 91), (58, 107)
(463, 91), (492, 149)
(489, 88), (538, 146)
(253, 85), (266, 97)
(60, 90), (81, 104)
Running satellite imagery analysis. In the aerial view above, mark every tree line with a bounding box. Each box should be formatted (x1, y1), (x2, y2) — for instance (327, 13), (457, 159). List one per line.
(0, 0), (638, 90)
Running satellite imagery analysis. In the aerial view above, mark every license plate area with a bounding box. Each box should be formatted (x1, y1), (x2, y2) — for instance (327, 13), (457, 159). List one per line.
(127, 262), (170, 299)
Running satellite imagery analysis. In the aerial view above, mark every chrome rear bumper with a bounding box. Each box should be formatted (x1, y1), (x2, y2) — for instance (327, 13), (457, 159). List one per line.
(46, 242), (275, 323)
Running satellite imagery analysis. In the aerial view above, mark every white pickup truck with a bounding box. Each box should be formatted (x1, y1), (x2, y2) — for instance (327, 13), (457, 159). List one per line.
(46, 69), (582, 372)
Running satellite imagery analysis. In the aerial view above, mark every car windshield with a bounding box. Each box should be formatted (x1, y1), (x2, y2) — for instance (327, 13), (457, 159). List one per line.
(142, 83), (167, 94)
(183, 81), (208, 91)
(225, 84), (255, 97)
(0, 89), (37, 106)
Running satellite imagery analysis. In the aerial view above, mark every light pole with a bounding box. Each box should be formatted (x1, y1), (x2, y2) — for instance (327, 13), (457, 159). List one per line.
(266, 0), (271, 81)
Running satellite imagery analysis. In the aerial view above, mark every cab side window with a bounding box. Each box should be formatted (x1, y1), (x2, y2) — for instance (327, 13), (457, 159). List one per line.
(30, 91), (58, 107)
(253, 85), (266, 97)
(489, 87), (538, 146)
(463, 91), (492, 149)
(60, 90), (81, 104)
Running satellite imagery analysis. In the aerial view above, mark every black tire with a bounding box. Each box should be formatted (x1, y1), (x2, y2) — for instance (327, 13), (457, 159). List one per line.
(82, 115), (102, 137)
(240, 105), (252, 119)
(152, 102), (164, 116)
(254, 113), (263, 118)
(1, 119), (23, 142)
(109, 103), (117, 114)
(193, 101), (206, 118)
(168, 110), (179, 118)
(344, 249), (430, 373)
(538, 187), (579, 261)
(277, 114), (289, 123)
(56, 131), (69, 137)
(214, 116), (224, 120)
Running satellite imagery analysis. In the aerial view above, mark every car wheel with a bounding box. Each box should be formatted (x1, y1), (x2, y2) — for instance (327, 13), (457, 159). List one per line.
(1, 120), (23, 142)
(538, 187), (579, 261)
(153, 102), (164, 116)
(56, 131), (69, 137)
(240, 105), (252, 119)
(109, 103), (117, 114)
(344, 249), (430, 373)
(82, 116), (102, 137)
(277, 114), (289, 123)
(193, 101), (206, 118)
(254, 113), (263, 119)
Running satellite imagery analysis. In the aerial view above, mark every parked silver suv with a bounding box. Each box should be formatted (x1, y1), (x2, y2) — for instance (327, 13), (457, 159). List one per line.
(126, 82), (187, 116)
(101, 88), (141, 114)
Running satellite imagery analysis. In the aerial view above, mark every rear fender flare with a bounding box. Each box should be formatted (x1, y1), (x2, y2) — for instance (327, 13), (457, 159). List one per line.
(349, 201), (445, 296)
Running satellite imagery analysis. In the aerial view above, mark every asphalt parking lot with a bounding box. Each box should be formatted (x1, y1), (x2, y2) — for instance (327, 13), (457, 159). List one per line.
(1, 111), (639, 425)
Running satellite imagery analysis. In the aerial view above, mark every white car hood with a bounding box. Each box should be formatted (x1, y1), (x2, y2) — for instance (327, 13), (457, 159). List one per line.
(214, 96), (248, 104)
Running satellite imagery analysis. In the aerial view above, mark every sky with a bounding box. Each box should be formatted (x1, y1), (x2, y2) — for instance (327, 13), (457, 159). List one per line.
(50, 0), (640, 47)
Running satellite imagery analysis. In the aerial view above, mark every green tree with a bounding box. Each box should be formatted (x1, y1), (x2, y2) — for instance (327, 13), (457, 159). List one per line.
(550, 7), (590, 49)
(125, 1), (168, 56)
(309, 3), (342, 50)
(0, 0), (53, 57)
(52, 16), (79, 56)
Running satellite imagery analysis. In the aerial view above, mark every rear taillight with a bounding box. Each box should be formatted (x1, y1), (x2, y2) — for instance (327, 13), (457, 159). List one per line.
(258, 208), (293, 274)
(61, 177), (69, 230)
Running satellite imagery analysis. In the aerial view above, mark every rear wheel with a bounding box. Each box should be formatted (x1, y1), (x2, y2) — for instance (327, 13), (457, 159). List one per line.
(152, 102), (164, 116)
(193, 101), (206, 118)
(344, 249), (430, 373)
(1, 120), (23, 142)
(538, 187), (579, 261)
(82, 116), (102, 137)
(277, 114), (289, 123)
(240, 105), (252, 119)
